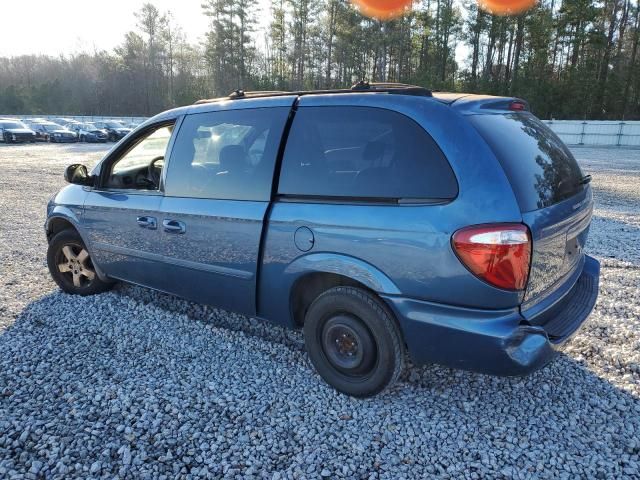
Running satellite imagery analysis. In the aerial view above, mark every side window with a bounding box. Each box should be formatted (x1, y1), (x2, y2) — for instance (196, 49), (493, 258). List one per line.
(104, 124), (173, 190)
(165, 107), (290, 201)
(278, 106), (458, 200)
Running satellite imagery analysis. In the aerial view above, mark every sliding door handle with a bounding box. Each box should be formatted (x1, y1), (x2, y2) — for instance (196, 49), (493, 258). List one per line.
(136, 216), (157, 230)
(163, 219), (186, 234)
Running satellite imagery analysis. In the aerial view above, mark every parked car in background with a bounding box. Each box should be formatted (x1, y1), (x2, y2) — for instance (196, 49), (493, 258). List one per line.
(0, 119), (36, 143)
(92, 120), (132, 142)
(40, 123), (78, 143)
(26, 119), (78, 143)
(72, 123), (108, 143)
(23, 120), (51, 142)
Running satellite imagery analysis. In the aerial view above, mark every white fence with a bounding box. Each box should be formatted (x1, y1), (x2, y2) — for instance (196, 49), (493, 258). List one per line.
(542, 120), (640, 147)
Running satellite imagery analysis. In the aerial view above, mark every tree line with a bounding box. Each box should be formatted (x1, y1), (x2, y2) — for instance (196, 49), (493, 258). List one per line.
(0, 0), (638, 120)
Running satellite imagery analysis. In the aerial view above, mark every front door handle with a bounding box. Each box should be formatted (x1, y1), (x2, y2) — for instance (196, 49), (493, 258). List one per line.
(137, 216), (157, 230)
(163, 219), (186, 234)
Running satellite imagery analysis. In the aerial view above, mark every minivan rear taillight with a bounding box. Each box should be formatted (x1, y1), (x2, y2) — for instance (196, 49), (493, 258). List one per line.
(452, 224), (531, 291)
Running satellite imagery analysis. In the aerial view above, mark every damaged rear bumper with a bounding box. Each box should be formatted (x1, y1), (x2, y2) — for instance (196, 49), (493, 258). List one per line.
(382, 255), (600, 376)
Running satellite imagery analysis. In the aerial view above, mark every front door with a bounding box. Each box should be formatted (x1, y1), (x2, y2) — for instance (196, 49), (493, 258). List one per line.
(83, 122), (176, 290)
(158, 102), (293, 315)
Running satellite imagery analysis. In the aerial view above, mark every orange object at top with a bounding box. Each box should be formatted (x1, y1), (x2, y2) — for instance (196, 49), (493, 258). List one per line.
(350, 0), (414, 20)
(478, 0), (538, 15)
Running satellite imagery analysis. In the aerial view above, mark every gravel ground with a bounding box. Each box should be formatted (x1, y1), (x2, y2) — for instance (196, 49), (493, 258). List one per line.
(0, 143), (639, 479)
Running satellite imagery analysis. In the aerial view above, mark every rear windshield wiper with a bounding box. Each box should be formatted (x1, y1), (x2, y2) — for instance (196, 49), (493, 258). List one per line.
(580, 175), (592, 185)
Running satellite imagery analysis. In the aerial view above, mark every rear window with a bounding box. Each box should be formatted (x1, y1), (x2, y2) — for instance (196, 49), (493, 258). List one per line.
(469, 112), (585, 212)
(278, 106), (458, 201)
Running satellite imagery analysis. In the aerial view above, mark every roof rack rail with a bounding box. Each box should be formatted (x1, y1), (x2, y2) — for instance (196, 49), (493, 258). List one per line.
(194, 81), (432, 105)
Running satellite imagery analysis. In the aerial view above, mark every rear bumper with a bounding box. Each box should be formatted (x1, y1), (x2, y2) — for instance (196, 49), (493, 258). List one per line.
(382, 255), (600, 376)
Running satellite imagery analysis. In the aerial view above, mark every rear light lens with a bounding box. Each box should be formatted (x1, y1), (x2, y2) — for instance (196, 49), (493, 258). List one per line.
(452, 224), (531, 291)
(509, 101), (527, 111)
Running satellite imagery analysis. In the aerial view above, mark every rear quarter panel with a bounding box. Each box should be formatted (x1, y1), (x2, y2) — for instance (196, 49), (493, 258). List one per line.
(259, 94), (525, 327)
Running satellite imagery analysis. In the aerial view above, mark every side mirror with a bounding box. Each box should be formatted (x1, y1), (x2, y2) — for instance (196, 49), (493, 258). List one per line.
(64, 164), (94, 186)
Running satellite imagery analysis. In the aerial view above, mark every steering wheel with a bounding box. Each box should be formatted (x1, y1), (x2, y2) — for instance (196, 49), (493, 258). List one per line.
(147, 156), (164, 188)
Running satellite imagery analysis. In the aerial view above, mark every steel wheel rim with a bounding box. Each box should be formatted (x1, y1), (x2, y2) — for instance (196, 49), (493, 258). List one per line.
(55, 242), (96, 288)
(321, 315), (377, 376)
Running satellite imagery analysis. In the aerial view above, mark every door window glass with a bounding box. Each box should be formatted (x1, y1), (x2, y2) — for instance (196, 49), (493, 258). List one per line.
(165, 107), (290, 201)
(104, 124), (173, 190)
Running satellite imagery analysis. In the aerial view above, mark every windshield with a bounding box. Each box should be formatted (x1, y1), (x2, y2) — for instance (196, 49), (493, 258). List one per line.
(106, 121), (124, 128)
(43, 124), (63, 132)
(0, 121), (26, 129)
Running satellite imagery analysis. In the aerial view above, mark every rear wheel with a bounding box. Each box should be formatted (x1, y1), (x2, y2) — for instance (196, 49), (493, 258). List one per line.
(47, 229), (113, 296)
(303, 287), (405, 397)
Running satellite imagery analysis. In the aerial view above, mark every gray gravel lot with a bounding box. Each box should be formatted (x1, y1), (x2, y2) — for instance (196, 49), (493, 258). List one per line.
(1, 143), (639, 479)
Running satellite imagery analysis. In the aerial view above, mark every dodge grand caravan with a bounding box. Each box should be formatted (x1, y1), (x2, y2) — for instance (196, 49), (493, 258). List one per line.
(46, 83), (600, 397)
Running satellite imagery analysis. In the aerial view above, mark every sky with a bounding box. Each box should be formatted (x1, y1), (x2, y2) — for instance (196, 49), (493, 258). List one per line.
(0, 0), (272, 57)
(0, 0), (467, 64)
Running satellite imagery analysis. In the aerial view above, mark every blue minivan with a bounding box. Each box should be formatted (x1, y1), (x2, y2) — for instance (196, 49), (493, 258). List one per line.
(46, 83), (600, 397)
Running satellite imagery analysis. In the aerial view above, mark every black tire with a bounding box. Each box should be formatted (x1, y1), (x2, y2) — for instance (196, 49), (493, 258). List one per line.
(303, 286), (405, 397)
(47, 229), (113, 296)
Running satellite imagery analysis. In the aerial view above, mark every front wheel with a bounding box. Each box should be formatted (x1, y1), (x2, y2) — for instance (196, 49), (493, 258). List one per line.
(47, 229), (113, 296)
(304, 287), (405, 397)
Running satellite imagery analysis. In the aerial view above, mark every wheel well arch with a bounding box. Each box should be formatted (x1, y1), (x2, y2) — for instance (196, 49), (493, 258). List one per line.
(289, 272), (375, 327)
(46, 217), (77, 242)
